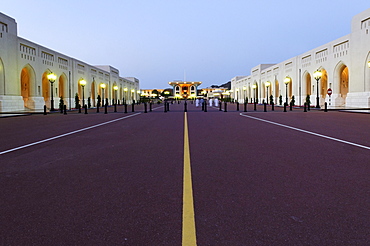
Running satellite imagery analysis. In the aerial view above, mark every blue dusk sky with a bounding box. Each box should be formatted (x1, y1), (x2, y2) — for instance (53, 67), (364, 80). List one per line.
(2, 1), (369, 89)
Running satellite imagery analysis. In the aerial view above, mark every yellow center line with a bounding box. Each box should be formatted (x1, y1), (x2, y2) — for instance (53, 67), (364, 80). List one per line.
(182, 112), (197, 245)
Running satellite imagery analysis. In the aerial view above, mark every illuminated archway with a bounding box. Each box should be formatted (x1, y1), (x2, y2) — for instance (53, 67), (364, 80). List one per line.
(91, 79), (96, 107)
(320, 69), (328, 101)
(58, 73), (67, 99)
(20, 64), (36, 108)
(42, 70), (52, 107)
(275, 79), (279, 98)
(303, 72), (311, 96)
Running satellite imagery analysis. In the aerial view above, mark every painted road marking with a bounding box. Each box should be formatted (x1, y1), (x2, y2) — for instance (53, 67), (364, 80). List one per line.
(0, 113), (141, 155)
(240, 113), (370, 150)
(182, 112), (197, 245)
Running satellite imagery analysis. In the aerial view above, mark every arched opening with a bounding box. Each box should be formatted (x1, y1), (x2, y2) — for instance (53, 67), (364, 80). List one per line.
(21, 65), (36, 108)
(275, 79), (279, 100)
(0, 58), (4, 95)
(58, 74), (66, 99)
(339, 66), (349, 98)
(304, 72), (311, 97)
(289, 79), (293, 99)
(320, 69), (328, 102)
(91, 80), (96, 107)
(42, 71), (52, 108)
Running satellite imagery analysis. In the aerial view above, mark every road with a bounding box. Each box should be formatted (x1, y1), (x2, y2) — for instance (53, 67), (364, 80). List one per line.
(0, 102), (369, 245)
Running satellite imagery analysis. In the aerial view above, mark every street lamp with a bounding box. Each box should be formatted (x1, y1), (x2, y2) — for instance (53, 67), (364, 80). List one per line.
(252, 84), (257, 103)
(47, 72), (57, 111)
(313, 69), (322, 108)
(266, 81), (271, 104)
(113, 85), (118, 104)
(131, 89), (135, 103)
(284, 76), (291, 105)
(100, 83), (106, 106)
(80, 79), (86, 108)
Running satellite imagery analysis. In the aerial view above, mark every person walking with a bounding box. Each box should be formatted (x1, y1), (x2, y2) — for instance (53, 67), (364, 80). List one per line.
(214, 98), (219, 107)
(195, 98), (200, 107)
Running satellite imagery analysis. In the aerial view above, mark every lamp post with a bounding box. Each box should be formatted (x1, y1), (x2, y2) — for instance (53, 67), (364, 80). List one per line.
(131, 89), (135, 103)
(252, 84), (257, 103)
(100, 83), (106, 106)
(80, 79), (86, 108)
(113, 85), (118, 104)
(47, 72), (57, 111)
(284, 76), (291, 105)
(313, 69), (322, 108)
(266, 81), (271, 104)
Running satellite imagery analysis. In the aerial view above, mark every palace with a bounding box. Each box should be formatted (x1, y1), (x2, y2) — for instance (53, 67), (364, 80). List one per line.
(0, 12), (139, 112)
(231, 8), (370, 108)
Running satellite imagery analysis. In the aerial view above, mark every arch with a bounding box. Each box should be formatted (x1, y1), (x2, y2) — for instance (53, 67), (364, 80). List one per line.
(58, 73), (67, 99)
(0, 58), (4, 95)
(333, 62), (349, 106)
(91, 79), (96, 106)
(303, 71), (311, 97)
(20, 64), (36, 108)
(320, 68), (328, 101)
(275, 79), (279, 98)
(365, 52), (370, 92)
(42, 70), (53, 107)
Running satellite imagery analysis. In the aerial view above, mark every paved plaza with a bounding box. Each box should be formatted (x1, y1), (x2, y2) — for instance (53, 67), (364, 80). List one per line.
(0, 102), (369, 245)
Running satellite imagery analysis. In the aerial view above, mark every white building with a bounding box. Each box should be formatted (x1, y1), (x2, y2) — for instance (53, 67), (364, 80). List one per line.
(232, 8), (370, 108)
(0, 12), (139, 112)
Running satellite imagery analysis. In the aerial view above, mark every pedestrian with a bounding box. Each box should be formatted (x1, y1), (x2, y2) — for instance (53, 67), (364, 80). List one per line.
(195, 98), (199, 107)
(209, 98), (213, 107)
(200, 98), (204, 106)
(214, 98), (219, 107)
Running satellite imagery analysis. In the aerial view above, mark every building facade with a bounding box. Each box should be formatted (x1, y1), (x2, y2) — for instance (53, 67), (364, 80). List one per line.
(231, 8), (370, 108)
(0, 12), (139, 112)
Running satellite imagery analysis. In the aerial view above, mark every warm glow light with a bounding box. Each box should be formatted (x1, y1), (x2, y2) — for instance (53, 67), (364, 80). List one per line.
(368, 61), (370, 68)
(113, 85), (118, 91)
(266, 81), (271, 87)
(284, 77), (291, 84)
(243, 86), (247, 91)
(124, 88), (128, 92)
(47, 73), (57, 83)
(252, 84), (257, 89)
(164, 91), (170, 95)
(131, 89), (135, 93)
(313, 70), (322, 80)
(80, 79), (86, 87)
(100, 83), (106, 89)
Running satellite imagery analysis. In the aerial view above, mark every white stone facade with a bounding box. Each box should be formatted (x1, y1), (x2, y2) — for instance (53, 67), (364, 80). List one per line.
(231, 8), (370, 109)
(0, 13), (139, 112)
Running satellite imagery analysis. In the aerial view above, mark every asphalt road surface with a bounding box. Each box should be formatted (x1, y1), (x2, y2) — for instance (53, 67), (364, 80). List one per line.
(0, 103), (369, 245)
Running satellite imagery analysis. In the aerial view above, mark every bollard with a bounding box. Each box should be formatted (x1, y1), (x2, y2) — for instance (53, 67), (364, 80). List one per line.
(124, 104), (127, 113)
(184, 101), (187, 112)
(164, 102), (167, 112)
(304, 103), (307, 112)
(254, 102), (257, 111)
(264, 103), (267, 112)
(84, 104), (88, 114)
(204, 101), (207, 112)
(284, 103), (287, 112)
(114, 104), (117, 112)
(144, 102), (147, 113)
(272, 102), (274, 111)
(43, 105), (47, 115)
(97, 104), (100, 113)
(64, 105), (67, 115)
(324, 102), (328, 112)
(150, 102), (152, 112)
(224, 102), (227, 112)
(78, 104), (81, 113)
(132, 103), (135, 112)
(244, 102), (247, 112)
(105, 104), (108, 114)
(60, 105), (63, 114)
(290, 102), (293, 111)
(167, 102), (170, 111)
(202, 102), (205, 111)
(308, 103), (310, 111)
(236, 102), (239, 111)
